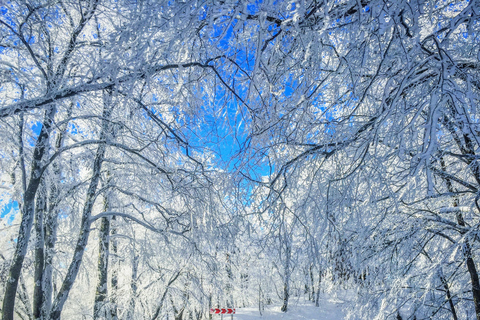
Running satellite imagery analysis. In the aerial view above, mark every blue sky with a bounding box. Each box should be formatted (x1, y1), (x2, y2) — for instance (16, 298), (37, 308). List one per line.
(1, 200), (18, 224)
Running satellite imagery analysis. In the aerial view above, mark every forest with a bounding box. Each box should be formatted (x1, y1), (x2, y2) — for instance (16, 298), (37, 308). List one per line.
(0, 0), (479, 319)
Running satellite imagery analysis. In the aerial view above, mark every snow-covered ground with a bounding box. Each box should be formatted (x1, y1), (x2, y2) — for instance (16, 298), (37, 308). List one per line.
(230, 296), (346, 320)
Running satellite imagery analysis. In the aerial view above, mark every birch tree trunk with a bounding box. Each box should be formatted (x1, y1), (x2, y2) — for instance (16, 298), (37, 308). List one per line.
(109, 215), (119, 320)
(280, 243), (291, 313)
(127, 248), (139, 319)
(225, 253), (234, 308)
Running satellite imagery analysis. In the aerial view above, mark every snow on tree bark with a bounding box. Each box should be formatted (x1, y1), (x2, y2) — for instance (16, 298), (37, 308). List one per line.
(2, 106), (56, 320)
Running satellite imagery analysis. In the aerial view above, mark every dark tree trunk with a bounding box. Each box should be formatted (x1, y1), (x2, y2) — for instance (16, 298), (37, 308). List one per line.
(174, 309), (184, 320)
(280, 242), (291, 313)
(2, 106), (56, 320)
(464, 243), (480, 319)
(208, 293), (212, 320)
(315, 270), (322, 307)
(93, 209), (111, 319)
(309, 264), (315, 302)
(33, 182), (47, 319)
(41, 203), (58, 320)
(151, 271), (181, 320)
(440, 274), (458, 320)
(170, 296), (184, 320)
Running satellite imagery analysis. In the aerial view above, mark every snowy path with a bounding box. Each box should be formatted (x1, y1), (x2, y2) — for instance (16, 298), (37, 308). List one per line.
(228, 297), (346, 320)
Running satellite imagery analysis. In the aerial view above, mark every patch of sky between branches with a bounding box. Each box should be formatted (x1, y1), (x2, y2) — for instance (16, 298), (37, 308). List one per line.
(27, 121), (43, 146)
(1, 200), (18, 224)
(0, 2), (17, 32)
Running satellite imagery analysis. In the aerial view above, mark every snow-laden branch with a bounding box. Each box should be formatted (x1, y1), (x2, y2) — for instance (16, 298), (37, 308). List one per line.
(90, 211), (187, 237)
(430, 166), (478, 192)
(439, 207), (471, 213)
(42, 139), (173, 182)
(0, 59), (222, 118)
(90, 211), (164, 233)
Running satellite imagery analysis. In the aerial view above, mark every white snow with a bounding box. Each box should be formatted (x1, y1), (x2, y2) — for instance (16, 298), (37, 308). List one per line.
(230, 298), (346, 320)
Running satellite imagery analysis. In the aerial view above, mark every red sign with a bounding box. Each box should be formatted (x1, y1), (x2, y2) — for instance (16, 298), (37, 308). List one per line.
(210, 308), (235, 314)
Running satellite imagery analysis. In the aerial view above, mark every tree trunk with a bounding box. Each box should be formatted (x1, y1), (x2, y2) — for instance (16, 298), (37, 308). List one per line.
(440, 158), (480, 319)
(309, 264), (315, 302)
(109, 215), (119, 320)
(225, 253), (234, 308)
(280, 282), (289, 312)
(464, 243), (480, 319)
(439, 273), (458, 320)
(151, 270), (181, 320)
(281, 243), (291, 312)
(41, 203), (58, 320)
(208, 292), (212, 320)
(93, 206), (111, 319)
(2, 106), (56, 320)
(49, 99), (113, 320)
(127, 249), (139, 319)
(40, 104), (71, 319)
(18, 271), (33, 320)
(258, 284), (263, 316)
(33, 182), (47, 320)
(315, 270), (322, 307)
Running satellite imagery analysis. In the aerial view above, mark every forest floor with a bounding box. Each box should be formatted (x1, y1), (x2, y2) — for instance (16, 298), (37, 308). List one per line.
(231, 294), (347, 320)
